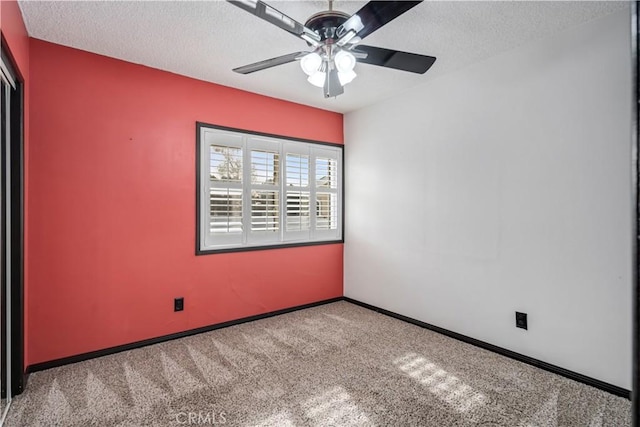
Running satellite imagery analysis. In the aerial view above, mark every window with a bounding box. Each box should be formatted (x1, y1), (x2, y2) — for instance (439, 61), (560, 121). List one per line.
(197, 123), (343, 253)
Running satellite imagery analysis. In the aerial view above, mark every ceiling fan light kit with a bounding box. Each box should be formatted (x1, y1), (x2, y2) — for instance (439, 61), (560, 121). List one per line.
(228, 0), (437, 98)
(300, 47), (357, 92)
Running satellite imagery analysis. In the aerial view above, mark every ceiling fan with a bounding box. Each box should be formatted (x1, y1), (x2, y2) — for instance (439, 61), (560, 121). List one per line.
(228, 0), (437, 98)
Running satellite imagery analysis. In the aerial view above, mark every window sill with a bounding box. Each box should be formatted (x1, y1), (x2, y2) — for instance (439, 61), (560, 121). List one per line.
(195, 239), (344, 255)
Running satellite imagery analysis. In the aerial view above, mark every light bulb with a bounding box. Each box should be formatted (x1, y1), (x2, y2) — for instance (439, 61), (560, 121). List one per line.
(334, 50), (356, 73)
(300, 52), (322, 76)
(307, 70), (326, 88)
(338, 69), (356, 86)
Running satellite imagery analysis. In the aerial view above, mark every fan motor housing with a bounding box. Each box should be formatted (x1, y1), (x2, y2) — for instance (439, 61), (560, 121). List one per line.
(304, 11), (350, 42)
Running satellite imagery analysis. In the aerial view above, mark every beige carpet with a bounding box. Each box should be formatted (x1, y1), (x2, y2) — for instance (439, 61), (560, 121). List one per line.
(5, 301), (631, 426)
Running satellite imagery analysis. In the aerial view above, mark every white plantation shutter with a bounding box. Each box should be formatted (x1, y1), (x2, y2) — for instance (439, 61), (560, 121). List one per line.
(198, 125), (342, 252)
(210, 188), (243, 233)
(248, 137), (281, 244)
(284, 145), (311, 241)
(285, 191), (310, 230)
(251, 190), (279, 231)
(201, 130), (244, 248)
(209, 144), (243, 237)
(312, 147), (341, 240)
(316, 192), (338, 230)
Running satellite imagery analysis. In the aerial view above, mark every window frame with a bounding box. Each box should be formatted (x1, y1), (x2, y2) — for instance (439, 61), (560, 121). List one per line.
(196, 122), (344, 255)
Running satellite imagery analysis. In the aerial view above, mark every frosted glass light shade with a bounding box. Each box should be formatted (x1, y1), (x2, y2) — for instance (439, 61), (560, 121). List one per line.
(300, 53), (322, 76)
(338, 70), (356, 86)
(307, 71), (326, 88)
(334, 50), (356, 73)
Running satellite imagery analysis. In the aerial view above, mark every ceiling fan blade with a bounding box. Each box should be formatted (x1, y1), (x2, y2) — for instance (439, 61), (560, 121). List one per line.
(228, 0), (321, 46)
(233, 51), (308, 74)
(354, 45), (436, 74)
(337, 1), (422, 43)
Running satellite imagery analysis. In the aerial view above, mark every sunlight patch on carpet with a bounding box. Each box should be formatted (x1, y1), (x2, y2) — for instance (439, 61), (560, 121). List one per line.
(394, 353), (487, 412)
(302, 386), (371, 426)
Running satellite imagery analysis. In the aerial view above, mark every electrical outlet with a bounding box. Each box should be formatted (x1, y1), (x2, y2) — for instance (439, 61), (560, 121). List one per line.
(515, 312), (527, 330)
(174, 297), (184, 312)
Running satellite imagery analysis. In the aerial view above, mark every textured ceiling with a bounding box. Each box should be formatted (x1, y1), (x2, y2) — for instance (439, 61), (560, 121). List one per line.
(18, 1), (628, 113)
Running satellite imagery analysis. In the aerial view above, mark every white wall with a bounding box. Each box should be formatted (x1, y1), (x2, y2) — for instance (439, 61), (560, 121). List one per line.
(344, 8), (632, 389)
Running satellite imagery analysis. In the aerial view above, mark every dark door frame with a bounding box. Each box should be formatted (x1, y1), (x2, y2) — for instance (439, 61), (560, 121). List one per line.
(633, 2), (639, 426)
(0, 39), (25, 397)
(0, 49), (7, 401)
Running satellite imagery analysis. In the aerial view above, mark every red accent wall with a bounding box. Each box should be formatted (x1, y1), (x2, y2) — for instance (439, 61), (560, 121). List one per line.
(1, 0), (30, 366)
(1, 1), (29, 75)
(27, 39), (343, 366)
